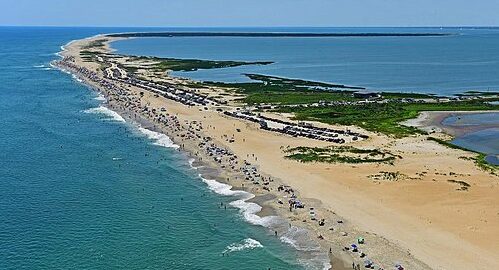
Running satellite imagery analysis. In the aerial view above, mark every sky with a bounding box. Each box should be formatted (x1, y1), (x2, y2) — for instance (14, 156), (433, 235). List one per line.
(1, 0), (499, 27)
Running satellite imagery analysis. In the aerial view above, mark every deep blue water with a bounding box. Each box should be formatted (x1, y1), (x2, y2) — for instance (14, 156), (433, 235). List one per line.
(112, 27), (499, 96)
(0, 27), (305, 270)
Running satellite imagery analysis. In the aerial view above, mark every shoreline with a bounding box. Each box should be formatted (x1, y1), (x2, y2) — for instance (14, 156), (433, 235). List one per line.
(82, 86), (337, 269)
(53, 34), (499, 270)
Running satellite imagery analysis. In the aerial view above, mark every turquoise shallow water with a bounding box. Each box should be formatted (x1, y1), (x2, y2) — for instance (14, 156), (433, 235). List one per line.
(0, 27), (306, 270)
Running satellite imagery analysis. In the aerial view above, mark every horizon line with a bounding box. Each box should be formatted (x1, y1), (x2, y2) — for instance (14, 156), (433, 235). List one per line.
(1, 25), (499, 29)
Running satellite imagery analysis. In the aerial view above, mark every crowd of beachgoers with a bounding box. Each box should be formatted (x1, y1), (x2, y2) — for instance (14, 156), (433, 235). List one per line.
(53, 46), (430, 270)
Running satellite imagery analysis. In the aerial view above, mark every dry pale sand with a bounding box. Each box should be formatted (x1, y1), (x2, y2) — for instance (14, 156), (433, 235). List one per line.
(186, 110), (499, 269)
(60, 36), (499, 270)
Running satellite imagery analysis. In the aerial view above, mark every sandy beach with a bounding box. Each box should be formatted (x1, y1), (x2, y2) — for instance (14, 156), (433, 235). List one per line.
(54, 35), (499, 270)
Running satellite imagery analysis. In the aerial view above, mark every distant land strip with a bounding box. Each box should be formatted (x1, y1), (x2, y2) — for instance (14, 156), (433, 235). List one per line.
(107, 32), (452, 38)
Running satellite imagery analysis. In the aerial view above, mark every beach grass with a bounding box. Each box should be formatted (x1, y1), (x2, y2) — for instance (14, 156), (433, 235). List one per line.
(204, 73), (361, 105)
(380, 92), (435, 99)
(427, 137), (470, 151)
(152, 59), (273, 72)
(284, 146), (398, 164)
(82, 39), (108, 50)
(474, 154), (498, 175)
(117, 55), (273, 72)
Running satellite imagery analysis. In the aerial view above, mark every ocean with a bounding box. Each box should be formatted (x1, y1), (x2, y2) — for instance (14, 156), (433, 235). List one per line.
(1, 27), (498, 270)
(0, 27), (308, 270)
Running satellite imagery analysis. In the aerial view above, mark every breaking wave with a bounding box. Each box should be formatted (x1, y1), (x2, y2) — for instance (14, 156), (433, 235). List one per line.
(200, 175), (279, 227)
(188, 158), (204, 170)
(137, 126), (179, 149)
(94, 94), (106, 101)
(84, 106), (126, 122)
(200, 175), (330, 270)
(223, 238), (263, 253)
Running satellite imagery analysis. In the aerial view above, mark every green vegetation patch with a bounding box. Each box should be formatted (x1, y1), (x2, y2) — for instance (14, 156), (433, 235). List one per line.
(80, 50), (100, 62)
(245, 74), (364, 90)
(284, 146), (398, 164)
(277, 100), (499, 137)
(380, 92), (434, 99)
(121, 55), (273, 72)
(82, 39), (108, 50)
(474, 154), (498, 175)
(154, 59), (273, 72)
(204, 74), (362, 105)
(427, 137), (470, 151)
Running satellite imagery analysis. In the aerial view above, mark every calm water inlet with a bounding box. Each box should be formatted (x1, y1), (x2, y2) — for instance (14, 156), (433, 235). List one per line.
(112, 27), (499, 96)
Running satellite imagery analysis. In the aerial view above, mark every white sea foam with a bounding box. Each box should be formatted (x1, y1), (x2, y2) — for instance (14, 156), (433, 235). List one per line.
(60, 68), (71, 75)
(84, 104), (178, 149)
(230, 199), (279, 226)
(200, 176), (279, 227)
(55, 39), (75, 57)
(201, 177), (250, 198)
(202, 176), (330, 269)
(137, 127), (180, 149)
(59, 68), (79, 82)
(94, 94), (106, 102)
(223, 238), (263, 253)
(33, 64), (45, 68)
(84, 106), (126, 122)
(298, 256), (332, 270)
(188, 158), (204, 170)
(178, 133), (329, 269)
(280, 227), (321, 252)
(71, 73), (83, 83)
(49, 62), (60, 70)
(280, 227), (332, 270)
(188, 158), (196, 167)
